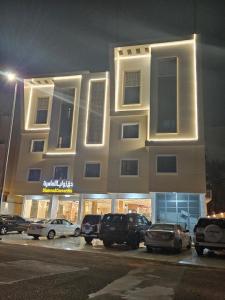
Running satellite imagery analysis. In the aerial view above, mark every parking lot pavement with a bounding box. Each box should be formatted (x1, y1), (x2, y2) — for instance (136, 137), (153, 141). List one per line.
(1, 232), (225, 270)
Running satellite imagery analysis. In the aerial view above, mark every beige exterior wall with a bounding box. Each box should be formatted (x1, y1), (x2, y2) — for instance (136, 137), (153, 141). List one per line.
(10, 37), (206, 205)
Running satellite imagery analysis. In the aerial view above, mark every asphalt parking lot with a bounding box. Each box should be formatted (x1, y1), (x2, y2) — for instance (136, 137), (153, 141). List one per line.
(1, 232), (225, 270)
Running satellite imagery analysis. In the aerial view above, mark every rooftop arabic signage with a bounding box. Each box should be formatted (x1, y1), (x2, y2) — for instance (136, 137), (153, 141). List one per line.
(42, 180), (74, 194)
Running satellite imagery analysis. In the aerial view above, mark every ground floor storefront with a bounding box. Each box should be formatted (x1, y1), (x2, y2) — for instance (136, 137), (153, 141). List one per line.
(16, 192), (206, 231)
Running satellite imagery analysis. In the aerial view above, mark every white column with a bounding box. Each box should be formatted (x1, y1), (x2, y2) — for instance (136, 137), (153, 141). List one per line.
(150, 192), (156, 223)
(78, 194), (84, 224)
(200, 193), (207, 217)
(49, 195), (59, 219)
(111, 194), (117, 213)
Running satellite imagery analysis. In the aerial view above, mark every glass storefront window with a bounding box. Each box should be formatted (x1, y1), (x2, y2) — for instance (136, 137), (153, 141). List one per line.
(84, 199), (111, 216)
(57, 200), (79, 223)
(23, 199), (50, 221)
(117, 199), (151, 220)
(156, 193), (200, 231)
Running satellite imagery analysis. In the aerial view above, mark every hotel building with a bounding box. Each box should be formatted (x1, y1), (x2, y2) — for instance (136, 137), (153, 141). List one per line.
(7, 35), (206, 231)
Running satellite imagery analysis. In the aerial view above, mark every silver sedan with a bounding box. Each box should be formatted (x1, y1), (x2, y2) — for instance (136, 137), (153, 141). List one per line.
(145, 223), (192, 253)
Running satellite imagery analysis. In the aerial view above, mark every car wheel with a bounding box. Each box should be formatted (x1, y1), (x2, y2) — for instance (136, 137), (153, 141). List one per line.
(195, 246), (204, 256)
(146, 245), (153, 253)
(47, 230), (55, 240)
(175, 240), (182, 253)
(85, 237), (93, 244)
(129, 237), (140, 250)
(0, 226), (7, 235)
(32, 235), (39, 240)
(18, 231), (23, 234)
(74, 228), (81, 237)
(187, 238), (192, 249)
(103, 239), (113, 248)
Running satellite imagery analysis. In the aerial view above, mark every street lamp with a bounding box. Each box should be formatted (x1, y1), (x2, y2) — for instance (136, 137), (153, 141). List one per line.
(0, 71), (18, 213)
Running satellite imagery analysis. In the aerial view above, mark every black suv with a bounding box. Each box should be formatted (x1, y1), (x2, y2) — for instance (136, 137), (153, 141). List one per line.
(99, 213), (152, 249)
(81, 215), (102, 244)
(0, 215), (30, 235)
(194, 217), (225, 256)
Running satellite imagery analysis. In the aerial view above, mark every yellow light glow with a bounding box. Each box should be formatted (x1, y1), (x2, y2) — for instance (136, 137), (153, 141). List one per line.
(84, 76), (108, 147)
(31, 84), (55, 88)
(53, 75), (82, 80)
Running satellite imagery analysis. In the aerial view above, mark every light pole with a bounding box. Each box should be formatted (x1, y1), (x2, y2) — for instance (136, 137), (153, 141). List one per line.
(0, 71), (18, 213)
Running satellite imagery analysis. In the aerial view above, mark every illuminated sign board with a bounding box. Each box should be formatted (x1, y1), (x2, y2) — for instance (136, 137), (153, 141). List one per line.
(42, 180), (74, 194)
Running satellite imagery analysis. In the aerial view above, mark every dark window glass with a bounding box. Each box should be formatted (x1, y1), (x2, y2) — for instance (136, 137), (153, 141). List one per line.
(54, 167), (68, 180)
(121, 160), (138, 176)
(28, 169), (41, 181)
(157, 58), (177, 133)
(32, 140), (44, 152)
(122, 124), (139, 139)
(85, 163), (100, 177)
(87, 81), (105, 144)
(57, 88), (75, 148)
(36, 110), (48, 124)
(124, 71), (140, 105)
(36, 98), (49, 124)
(157, 156), (177, 173)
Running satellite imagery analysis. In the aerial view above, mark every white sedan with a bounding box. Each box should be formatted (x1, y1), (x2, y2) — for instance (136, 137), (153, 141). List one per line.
(145, 223), (192, 253)
(27, 218), (80, 239)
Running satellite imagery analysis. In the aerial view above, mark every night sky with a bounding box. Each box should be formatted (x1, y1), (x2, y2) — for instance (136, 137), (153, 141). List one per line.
(0, 0), (224, 127)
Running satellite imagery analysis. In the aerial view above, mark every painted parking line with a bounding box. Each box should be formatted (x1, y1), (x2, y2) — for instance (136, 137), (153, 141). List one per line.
(0, 260), (88, 285)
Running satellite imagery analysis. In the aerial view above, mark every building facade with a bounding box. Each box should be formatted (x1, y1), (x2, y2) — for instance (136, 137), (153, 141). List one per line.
(8, 35), (206, 231)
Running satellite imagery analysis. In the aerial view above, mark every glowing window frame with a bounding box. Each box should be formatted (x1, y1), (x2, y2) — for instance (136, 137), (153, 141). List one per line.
(115, 35), (198, 142)
(84, 75), (108, 147)
(46, 75), (82, 156)
(25, 84), (54, 131)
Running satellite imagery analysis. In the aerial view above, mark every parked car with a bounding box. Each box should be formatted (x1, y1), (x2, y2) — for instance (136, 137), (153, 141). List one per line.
(194, 217), (225, 256)
(0, 215), (30, 235)
(99, 213), (152, 249)
(27, 218), (80, 239)
(145, 223), (192, 253)
(81, 215), (102, 244)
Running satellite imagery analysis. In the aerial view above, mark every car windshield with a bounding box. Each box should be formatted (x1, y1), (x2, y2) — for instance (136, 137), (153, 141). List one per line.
(102, 214), (126, 224)
(197, 218), (225, 228)
(150, 224), (175, 231)
(36, 219), (51, 224)
(82, 215), (101, 225)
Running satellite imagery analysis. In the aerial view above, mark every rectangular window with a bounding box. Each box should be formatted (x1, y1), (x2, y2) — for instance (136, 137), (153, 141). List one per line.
(157, 58), (177, 133)
(57, 88), (75, 148)
(124, 71), (140, 105)
(53, 166), (68, 180)
(84, 163), (101, 178)
(28, 169), (41, 181)
(157, 156), (177, 173)
(86, 81), (105, 144)
(35, 97), (49, 124)
(121, 160), (138, 176)
(31, 140), (45, 152)
(122, 123), (139, 139)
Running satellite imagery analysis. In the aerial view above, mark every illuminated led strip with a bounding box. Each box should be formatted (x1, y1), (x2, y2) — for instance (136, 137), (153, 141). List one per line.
(46, 152), (76, 156)
(151, 39), (193, 48)
(115, 48), (151, 112)
(115, 54), (150, 60)
(149, 36), (198, 142)
(25, 84), (54, 131)
(45, 76), (82, 155)
(84, 76), (108, 147)
(53, 75), (82, 80)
